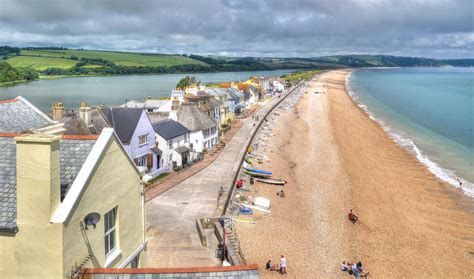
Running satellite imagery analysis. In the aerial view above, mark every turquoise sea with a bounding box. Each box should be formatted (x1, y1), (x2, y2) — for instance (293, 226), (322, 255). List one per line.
(348, 68), (473, 197)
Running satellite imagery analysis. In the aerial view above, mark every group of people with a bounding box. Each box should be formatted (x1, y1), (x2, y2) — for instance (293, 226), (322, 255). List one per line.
(265, 255), (287, 275)
(341, 261), (369, 277)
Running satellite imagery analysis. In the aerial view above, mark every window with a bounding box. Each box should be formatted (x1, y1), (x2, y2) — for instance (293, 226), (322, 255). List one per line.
(169, 154), (172, 162)
(138, 134), (148, 146)
(167, 139), (172, 149)
(211, 127), (216, 135)
(104, 207), (117, 255)
(135, 154), (147, 167)
(203, 129), (209, 138)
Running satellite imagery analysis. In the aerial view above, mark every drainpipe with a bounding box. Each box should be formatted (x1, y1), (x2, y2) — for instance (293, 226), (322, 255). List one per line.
(139, 178), (146, 245)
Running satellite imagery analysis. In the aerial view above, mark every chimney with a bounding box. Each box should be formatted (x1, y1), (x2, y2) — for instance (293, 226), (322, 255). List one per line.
(16, 134), (62, 219)
(79, 102), (92, 126)
(51, 101), (64, 121)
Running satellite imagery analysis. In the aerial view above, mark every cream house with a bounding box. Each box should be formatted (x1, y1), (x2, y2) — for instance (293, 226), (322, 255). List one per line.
(0, 128), (147, 278)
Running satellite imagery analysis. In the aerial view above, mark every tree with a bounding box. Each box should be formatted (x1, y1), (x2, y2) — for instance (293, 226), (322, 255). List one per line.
(176, 76), (198, 90)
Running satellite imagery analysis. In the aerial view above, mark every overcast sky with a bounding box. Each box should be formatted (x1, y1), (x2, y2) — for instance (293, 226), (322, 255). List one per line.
(0, 0), (472, 58)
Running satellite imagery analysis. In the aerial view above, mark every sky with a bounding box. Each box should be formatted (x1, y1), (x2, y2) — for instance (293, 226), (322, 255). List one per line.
(0, 0), (472, 59)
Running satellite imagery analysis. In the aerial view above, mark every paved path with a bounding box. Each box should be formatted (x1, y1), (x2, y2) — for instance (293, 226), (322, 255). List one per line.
(145, 96), (291, 268)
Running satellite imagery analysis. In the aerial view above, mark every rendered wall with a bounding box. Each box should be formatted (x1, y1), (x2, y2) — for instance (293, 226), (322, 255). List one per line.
(0, 135), (64, 278)
(62, 138), (146, 276)
(127, 111), (157, 171)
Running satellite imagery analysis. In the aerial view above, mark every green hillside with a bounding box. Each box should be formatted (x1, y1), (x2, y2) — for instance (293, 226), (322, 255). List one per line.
(20, 49), (208, 67)
(7, 55), (78, 70)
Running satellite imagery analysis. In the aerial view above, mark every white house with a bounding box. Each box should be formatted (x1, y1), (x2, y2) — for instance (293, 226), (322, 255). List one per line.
(177, 103), (218, 153)
(273, 80), (285, 92)
(152, 119), (191, 169)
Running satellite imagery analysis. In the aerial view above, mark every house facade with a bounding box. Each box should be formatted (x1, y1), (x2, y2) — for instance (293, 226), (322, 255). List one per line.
(153, 119), (191, 169)
(206, 88), (235, 127)
(0, 129), (147, 278)
(98, 107), (161, 174)
(177, 103), (218, 154)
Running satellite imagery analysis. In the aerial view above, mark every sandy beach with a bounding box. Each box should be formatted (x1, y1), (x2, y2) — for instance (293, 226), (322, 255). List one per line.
(236, 70), (474, 278)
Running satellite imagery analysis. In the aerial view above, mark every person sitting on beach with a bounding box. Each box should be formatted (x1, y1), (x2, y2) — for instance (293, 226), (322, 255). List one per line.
(348, 209), (359, 223)
(356, 262), (369, 277)
(266, 260), (272, 270)
(276, 190), (286, 198)
(341, 261), (349, 272)
(272, 263), (280, 271)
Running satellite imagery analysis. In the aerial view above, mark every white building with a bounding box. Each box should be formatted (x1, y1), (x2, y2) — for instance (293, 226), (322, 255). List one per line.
(152, 119), (191, 169)
(177, 103), (218, 153)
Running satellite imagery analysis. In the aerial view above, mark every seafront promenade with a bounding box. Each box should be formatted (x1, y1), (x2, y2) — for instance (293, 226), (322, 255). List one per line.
(145, 86), (302, 268)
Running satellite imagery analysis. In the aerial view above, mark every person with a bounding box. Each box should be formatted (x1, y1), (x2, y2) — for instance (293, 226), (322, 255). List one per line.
(266, 260), (272, 270)
(356, 262), (369, 277)
(280, 255), (287, 275)
(277, 190), (286, 198)
(351, 262), (360, 277)
(459, 179), (463, 187)
(348, 209), (359, 223)
(341, 261), (348, 272)
(217, 187), (225, 205)
(272, 263), (279, 271)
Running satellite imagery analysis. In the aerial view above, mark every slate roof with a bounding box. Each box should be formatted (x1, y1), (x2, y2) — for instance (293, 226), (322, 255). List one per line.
(99, 107), (144, 143)
(152, 119), (190, 140)
(0, 96), (54, 133)
(59, 112), (94, 135)
(147, 112), (169, 124)
(177, 103), (216, 132)
(0, 136), (96, 231)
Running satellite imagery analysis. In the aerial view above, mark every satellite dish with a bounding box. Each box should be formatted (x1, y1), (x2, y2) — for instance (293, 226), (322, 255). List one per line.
(84, 213), (101, 230)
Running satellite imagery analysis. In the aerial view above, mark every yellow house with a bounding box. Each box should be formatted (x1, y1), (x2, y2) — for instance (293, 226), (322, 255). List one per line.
(0, 128), (147, 278)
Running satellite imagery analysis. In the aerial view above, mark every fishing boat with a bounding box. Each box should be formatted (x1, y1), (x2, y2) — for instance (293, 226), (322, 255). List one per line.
(255, 178), (286, 185)
(243, 166), (272, 175)
(244, 170), (272, 178)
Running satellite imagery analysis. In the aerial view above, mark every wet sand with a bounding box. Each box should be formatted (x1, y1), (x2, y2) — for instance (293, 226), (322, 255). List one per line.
(236, 70), (474, 278)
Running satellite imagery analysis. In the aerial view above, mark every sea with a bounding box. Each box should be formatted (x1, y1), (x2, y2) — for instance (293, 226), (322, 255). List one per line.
(347, 67), (473, 197)
(0, 69), (295, 111)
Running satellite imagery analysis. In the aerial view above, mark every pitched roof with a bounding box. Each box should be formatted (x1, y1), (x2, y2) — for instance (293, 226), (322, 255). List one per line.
(99, 107), (145, 143)
(177, 103), (216, 132)
(0, 96), (55, 133)
(59, 112), (94, 135)
(0, 136), (97, 231)
(152, 119), (190, 140)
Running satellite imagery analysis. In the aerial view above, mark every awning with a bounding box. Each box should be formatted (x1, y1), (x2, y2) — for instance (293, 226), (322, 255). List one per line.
(151, 147), (163, 155)
(175, 146), (190, 154)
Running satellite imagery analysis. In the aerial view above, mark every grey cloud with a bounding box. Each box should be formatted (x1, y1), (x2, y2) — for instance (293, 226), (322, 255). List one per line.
(0, 0), (472, 58)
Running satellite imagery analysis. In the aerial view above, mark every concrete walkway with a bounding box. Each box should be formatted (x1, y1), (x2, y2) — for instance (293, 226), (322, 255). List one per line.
(145, 97), (289, 268)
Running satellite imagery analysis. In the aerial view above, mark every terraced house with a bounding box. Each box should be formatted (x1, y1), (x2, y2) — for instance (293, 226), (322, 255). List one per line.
(0, 97), (147, 278)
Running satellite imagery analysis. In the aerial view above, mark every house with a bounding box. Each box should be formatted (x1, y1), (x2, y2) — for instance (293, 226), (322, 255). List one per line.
(228, 88), (246, 115)
(184, 91), (221, 129)
(206, 88), (235, 127)
(152, 119), (191, 169)
(0, 129), (147, 277)
(177, 103), (218, 153)
(96, 107), (161, 174)
(121, 100), (145, 108)
(0, 96), (65, 134)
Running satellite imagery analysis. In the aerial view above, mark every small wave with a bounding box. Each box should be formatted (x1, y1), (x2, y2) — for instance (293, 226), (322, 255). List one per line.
(344, 72), (474, 198)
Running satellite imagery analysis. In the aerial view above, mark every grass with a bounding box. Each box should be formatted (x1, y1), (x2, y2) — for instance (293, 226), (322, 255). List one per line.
(6, 56), (78, 70)
(281, 69), (321, 83)
(21, 49), (209, 67)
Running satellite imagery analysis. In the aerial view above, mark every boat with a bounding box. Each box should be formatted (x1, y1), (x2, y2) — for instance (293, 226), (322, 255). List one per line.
(243, 166), (272, 175)
(254, 197), (271, 209)
(243, 170), (272, 178)
(256, 178), (286, 185)
(239, 206), (253, 215)
(240, 203), (271, 214)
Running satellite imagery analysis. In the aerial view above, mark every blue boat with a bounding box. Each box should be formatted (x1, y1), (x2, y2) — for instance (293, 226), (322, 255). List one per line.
(243, 166), (272, 175)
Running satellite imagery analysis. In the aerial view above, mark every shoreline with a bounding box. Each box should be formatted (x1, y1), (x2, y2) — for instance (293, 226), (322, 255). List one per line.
(345, 69), (474, 198)
(236, 70), (474, 278)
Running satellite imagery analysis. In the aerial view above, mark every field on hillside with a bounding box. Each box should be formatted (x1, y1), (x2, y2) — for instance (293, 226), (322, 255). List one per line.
(6, 56), (78, 70)
(21, 49), (208, 67)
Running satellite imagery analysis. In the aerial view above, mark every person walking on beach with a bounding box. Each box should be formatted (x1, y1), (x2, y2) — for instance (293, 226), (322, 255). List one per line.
(217, 186), (225, 205)
(458, 179), (463, 187)
(280, 255), (287, 275)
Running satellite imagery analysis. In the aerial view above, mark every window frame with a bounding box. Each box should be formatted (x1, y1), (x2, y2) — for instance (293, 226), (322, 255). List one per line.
(138, 133), (148, 146)
(104, 207), (118, 256)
